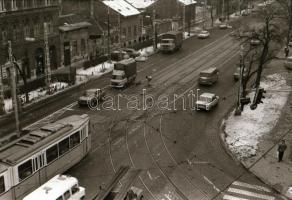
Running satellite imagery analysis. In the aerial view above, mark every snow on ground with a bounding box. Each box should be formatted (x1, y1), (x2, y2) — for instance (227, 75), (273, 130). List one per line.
(4, 82), (69, 112)
(184, 32), (195, 39)
(225, 74), (290, 160)
(76, 61), (114, 84)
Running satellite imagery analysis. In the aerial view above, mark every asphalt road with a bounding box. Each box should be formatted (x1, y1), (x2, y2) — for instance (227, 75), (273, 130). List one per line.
(0, 16), (285, 200)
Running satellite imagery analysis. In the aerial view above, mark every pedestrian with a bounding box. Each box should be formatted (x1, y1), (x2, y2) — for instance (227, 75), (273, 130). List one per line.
(284, 47), (289, 57)
(277, 140), (287, 162)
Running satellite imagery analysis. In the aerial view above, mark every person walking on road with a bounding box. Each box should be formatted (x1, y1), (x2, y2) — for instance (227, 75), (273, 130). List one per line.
(284, 47), (289, 57)
(278, 140), (287, 162)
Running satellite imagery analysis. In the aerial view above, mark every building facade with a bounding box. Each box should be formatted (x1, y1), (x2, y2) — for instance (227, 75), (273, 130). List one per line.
(0, 0), (61, 87)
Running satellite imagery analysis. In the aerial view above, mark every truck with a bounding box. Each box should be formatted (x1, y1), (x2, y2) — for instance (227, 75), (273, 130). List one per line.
(111, 58), (137, 88)
(160, 31), (183, 53)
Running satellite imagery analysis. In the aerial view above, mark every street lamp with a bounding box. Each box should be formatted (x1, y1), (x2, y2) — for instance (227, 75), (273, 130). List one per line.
(145, 13), (157, 51)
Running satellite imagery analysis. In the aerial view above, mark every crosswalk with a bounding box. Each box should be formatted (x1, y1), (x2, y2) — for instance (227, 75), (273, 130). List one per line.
(223, 181), (278, 200)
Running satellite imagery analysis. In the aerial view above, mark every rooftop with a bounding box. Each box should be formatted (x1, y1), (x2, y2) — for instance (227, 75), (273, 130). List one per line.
(0, 115), (89, 165)
(124, 0), (155, 9)
(177, 0), (197, 5)
(200, 93), (215, 98)
(102, 0), (140, 17)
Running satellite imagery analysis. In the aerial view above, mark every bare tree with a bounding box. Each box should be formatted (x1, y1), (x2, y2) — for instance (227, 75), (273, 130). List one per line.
(234, 4), (285, 114)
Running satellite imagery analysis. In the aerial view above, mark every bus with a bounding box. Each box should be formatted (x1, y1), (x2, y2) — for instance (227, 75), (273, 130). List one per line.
(0, 114), (91, 200)
(23, 174), (85, 200)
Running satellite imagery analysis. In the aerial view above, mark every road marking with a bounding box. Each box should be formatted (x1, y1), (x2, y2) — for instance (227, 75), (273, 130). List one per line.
(227, 188), (275, 200)
(147, 171), (153, 180)
(203, 176), (220, 192)
(233, 181), (272, 193)
(223, 194), (249, 200)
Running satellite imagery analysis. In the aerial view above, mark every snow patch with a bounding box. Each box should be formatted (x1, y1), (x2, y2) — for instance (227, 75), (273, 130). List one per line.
(225, 74), (290, 160)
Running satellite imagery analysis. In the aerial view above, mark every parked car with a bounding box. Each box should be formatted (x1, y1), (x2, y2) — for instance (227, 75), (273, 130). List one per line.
(284, 56), (292, 70)
(241, 10), (249, 16)
(219, 23), (228, 29)
(250, 38), (260, 46)
(111, 50), (129, 61)
(78, 88), (105, 107)
(234, 66), (248, 81)
(197, 30), (210, 39)
(198, 67), (219, 85)
(195, 93), (219, 111)
(122, 48), (141, 58)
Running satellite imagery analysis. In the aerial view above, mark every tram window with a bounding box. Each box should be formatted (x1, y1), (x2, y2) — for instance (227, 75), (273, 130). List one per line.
(71, 184), (79, 194)
(56, 196), (62, 200)
(46, 144), (59, 164)
(18, 160), (33, 181)
(64, 190), (71, 200)
(0, 176), (5, 194)
(59, 137), (69, 156)
(70, 132), (80, 148)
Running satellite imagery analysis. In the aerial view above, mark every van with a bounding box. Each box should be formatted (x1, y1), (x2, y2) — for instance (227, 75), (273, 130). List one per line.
(198, 67), (219, 85)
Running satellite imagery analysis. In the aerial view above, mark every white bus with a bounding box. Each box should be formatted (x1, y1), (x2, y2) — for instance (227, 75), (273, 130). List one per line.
(23, 174), (85, 200)
(0, 114), (91, 200)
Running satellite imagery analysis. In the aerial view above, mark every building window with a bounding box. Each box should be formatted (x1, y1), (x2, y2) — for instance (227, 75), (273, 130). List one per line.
(11, 0), (17, 10)
(72, 40), (78, 57)
(0, 0), (5, 11)
(134, 25), (137, 37)
(122, 28), (126, 38)
(46, 144), (58, 164)
(128, 26), (132, 38)
(0, 176), (5, 194)
(34, 23), (40, 37)
(13, 25), (18, 42)
(2, 29), (7, 45)
(81, 39), (86, 54)
(59, 137), (69, 156)
(70, 132), (80, 148)
(24, 24), (30, 38)
(18, 160), (32, 181)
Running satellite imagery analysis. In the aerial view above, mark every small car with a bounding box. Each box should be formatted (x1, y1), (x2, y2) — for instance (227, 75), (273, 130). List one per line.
(197, 30), (210, 39)
(198, 67), (219, 85)
(195, 93), (219, 111)
(233, 66), (248, 81)
(250, 38), (260, 46)
(284, 56), (292, 70)
(111, 50), (129, 61)
(122, 48), (141, 58)
(241, 10), (249, 16)
(78, 89), (105, 107)
(219, 23), (228, 29)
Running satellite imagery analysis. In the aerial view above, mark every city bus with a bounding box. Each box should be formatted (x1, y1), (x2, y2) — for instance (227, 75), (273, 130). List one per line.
(0, 114), (91, 200)
(23, 174), (85, 200)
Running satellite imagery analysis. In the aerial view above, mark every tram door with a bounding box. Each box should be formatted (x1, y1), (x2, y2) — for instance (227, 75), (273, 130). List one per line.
(33, 152), (46, 185)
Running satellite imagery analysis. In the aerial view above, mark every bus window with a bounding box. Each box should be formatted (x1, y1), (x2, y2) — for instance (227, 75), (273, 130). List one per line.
(59, 137), (69, 156)
(18, 160), (33, 181)
(71, 184), (79, 195)
(0, 176), (5, 194)
(64, 190), (71, 200)
(46, 144), (59, 164)
(70, 132), (80, 148)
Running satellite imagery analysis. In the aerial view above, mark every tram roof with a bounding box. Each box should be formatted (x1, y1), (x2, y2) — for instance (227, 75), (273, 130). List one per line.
(0, 114), (89, 165)
(23, 174), (78, 200)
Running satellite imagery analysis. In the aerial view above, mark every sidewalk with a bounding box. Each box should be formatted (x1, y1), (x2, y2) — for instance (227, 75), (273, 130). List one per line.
(221, 52), (292, 198)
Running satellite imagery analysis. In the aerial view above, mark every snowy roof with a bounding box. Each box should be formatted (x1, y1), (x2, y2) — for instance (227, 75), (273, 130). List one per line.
(124, 0), (155, 9)
(102, 0), (140, 17)
(59, 22), (92, 32)
(177, 0), (197, 5)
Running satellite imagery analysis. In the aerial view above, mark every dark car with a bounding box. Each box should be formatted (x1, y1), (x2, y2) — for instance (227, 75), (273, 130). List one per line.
(122, 48), (141, 58)
(78, 89), (105, 107)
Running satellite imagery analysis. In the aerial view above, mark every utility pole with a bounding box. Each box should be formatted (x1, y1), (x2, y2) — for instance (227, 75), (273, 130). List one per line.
(0, 64), (5, 115)
(44, 22), (51, 93)
(152, 8), (157, 52)
(203, 0), (207, 29)
(222, 0), (225, 21)
(8, 41), (20, 134)
(183, 5), (186, 33)
(107, 6), (111, 62)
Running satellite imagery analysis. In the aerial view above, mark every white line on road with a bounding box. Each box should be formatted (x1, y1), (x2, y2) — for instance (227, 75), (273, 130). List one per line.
(203, 176), (221, 192)
(223, 194), (249, 200)
(227, 188), (275, 200)
(233, 181), (272, 193)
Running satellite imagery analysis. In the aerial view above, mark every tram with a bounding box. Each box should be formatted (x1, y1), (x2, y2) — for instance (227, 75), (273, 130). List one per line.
(0, 114), (90, 200)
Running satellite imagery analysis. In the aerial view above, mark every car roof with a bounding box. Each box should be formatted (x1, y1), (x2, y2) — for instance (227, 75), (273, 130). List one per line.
(201, 67), (217, 73)
(200, 93), (215, 98)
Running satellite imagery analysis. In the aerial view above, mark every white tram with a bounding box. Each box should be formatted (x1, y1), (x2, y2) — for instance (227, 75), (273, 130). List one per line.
(0, 114), (91, 200)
